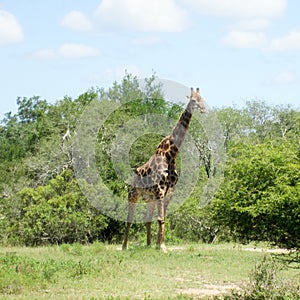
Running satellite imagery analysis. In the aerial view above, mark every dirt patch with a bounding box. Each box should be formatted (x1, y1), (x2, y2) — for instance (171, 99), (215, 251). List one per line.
(168, 245), (186, 251)
(243, 247), (294, 254)
(179, 284), (238, 298)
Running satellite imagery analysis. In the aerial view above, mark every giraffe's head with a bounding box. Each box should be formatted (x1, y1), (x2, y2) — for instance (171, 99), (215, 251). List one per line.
(188, 87), (205, 113)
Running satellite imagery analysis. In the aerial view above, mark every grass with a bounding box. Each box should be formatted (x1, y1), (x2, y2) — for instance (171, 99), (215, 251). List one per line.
(0, 242), (298, 299)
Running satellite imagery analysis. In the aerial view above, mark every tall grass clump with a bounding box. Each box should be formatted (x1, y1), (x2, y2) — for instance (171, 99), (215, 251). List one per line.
(220, 255), (300, 300)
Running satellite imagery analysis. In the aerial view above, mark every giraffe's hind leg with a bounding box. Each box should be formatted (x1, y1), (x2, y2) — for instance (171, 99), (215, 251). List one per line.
(122, 187), (139, 250)
(145, 199), (155, 246)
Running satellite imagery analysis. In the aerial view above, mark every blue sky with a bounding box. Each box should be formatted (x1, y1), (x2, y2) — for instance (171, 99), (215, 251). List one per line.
(0, 0), (300, 118)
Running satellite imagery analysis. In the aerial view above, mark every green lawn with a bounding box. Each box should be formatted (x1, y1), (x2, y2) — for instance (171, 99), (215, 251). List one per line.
(0, 243), (298, 299)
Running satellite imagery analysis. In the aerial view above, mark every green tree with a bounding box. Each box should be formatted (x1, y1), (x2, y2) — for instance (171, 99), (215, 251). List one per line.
(212, 140), (300, 249)
(216, 106), (252, 149)
(2, 170), (107, 246)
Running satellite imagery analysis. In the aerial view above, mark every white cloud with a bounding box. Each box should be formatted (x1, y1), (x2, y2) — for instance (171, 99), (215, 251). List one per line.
(272, 71), (297, 85)
(223, 29), (300, 51)
(183, 0), (287, 18)
(61, 10), (93, 32)
(58, 43), (99, 58)
(230, 19), (271, 31)
(186, 0), (287, 51)
(223, 31), (267, 49)
(268, 30), (300, 51)
(95, 0), (188, 32)
(0, 10), (24, 45)
(31, 43), (99, 59)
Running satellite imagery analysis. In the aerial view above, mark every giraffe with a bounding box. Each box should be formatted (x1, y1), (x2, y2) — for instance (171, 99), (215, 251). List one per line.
(122, 87), (205, 252)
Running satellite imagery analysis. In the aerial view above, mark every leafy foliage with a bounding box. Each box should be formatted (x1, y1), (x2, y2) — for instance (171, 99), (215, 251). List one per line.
(0, 73), (299, 248)
(2, 170), (107, 246)
(212, 136), (300, 248)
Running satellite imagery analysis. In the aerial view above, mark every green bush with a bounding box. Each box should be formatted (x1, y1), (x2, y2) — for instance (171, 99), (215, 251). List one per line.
(1, 170), (108, 246)
(212, 141), (300, 249)
(219, 256), (300, 300)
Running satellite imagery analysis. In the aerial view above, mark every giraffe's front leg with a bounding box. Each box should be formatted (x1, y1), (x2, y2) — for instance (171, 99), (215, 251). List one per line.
(157, 221), (167, 252)
(156, 196), (167, 252)
(156, 188), (174, 252)
(164, 187), (174, 216)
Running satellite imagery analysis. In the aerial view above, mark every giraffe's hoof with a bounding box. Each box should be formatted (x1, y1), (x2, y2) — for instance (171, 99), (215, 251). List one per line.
(157, 244), (167, 253)
(122, 244), (128, 251)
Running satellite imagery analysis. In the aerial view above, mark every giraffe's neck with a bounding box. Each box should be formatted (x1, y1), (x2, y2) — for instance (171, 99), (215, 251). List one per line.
(170, 101), (194, 150)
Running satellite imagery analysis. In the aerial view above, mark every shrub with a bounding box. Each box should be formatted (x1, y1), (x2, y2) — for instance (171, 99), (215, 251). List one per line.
(219, 255), (300, 300)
